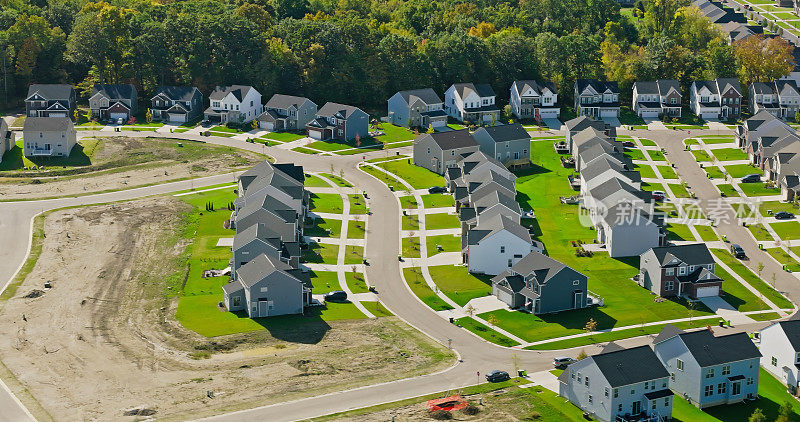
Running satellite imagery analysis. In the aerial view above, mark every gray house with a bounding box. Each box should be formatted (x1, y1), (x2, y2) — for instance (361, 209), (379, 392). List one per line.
(25, 84), (76, 118)
(231, 223), (300, 279)
(491, 251), (588, 314)
(413, 129), (480, 175)
(21, 117), (76, 158)
(258, 94), (317, 131)
(0, 120), (14, 162)
(234, 193), (301, 240)
(223, 254), (312, 318)
(639, 244), (722, 299)
(653, 326), (761, 409)
(574, 79), (620, 119)
(472, 123), (530, 168)
(306, 102), (369, 142)
(759, 319), (800, 392)
(387, 88), (447, 129)
(509, 80), (559, 120)
(632, 80), (682, 118)
(463, 213), (533, 275)
(558, 343), (673, 422)
(236, 161), (307, 217)
(150, 86), (203, 123)
(445, 150), (515, 190)
(89, 84), (138, 121)
(564, 115), (615, 153)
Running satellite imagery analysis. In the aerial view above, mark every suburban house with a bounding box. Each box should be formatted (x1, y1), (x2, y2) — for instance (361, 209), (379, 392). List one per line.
(721, 21), (763, 43)
(736, 110), (794, 155)
(749, 80), (800, 120)
(462, 214), (533, 275)
(413, 129), (480, 175)
(231, 222), (301, 278)
(21, 117), (76, 158)
(492, 251), (588, 314)
(233, 194), (301, 240)
(89, 84), (138, 121)
(595, 201), (662, 258)
(306, 102), (369, 141)
(236, 161), (307, 218)
(693, 0), (746, 27)
(0, 120), (14, 162)
(387, 89), (447, 129)
(572, 127), (629, 170)
(758, 319), (800, 393)
(653, 326), (761, 408)
(204, 85), (262, 124)
(563, 115), (615, 153)
(445, 150), (515, 191)
(443, 83), (500, 124)
(639, 244), (722, 299)
(258, 94), (317, 131)
(573, 79), (620, 118)
(580, 156), (642, 198)
(222, 254), (312, 318)
(558, 343), (673, 422)
(25, 84), (76, 118)
(690, 79), (743, 120)
(508, 80), (559, 120)
(632, 80), (682, 118)
(150, 86), (203, 123)
(471, 123), (530, 168)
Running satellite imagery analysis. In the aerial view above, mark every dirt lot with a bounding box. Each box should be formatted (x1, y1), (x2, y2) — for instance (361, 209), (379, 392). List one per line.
(0, 136), (264, 200)
(0, 198), (453, 421)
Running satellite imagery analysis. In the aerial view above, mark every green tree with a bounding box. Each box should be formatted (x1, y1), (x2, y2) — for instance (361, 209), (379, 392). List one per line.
(66, 2), (134, 83)
(747, 408), (765, 422)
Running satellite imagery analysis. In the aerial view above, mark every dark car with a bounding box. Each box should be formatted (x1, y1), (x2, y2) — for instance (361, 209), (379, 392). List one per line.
(485, 370), (510, 383)
(741, 174), (761, 183)
(324, 290), (348, 302)
(774, 211), (795, 220)
(651, 190), (665, 202)
(428, 186), (447, 194)
(731, 244), (746, 259)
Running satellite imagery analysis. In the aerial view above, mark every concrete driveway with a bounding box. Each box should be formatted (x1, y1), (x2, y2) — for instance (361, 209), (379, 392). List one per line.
(601, 116), (621, 127)
(542, 118), (563, 131)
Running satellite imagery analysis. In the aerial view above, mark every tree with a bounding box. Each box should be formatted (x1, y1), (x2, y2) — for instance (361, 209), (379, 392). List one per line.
(66, 2), (134, 83)
(584, 318), (598, 334)
(757, 262), (765, 279)
(577, 349), (588, 360)
(776, 401), (795, 422)
(487, 314), (499, 326)
(747, 408), (766, 422)
(464, 304), (475, 317)
(468, 22), (496, 39)
(145, 108), (152, 124)
(734, 34), (794, 87)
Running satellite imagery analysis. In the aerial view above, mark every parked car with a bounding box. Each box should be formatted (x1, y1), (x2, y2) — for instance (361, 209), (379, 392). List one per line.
(324, 290), (348, 302)
(741, 174), (761, 183)
(553, 357), (577, 368)
(428, 186), (447, 194)
(731, 244), (746, 259)
(485, 370), (510, 383)
(774, 211), (795, 220)
(651, 190), (665, 201)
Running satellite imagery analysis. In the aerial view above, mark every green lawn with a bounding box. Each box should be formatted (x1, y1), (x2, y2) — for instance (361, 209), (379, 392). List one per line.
(428, 265), (492, 306)
(456, 317), (520, 347)
(345, 271), (369, 293)
(310, 193), (344, 214)
(692, 150), (712, 162)
(360, 164), (399, 188)
(704, 166), (726, 179)
(360, 301), (393, 317)
(748, 223), (775, 241)
(374, 123), (416, 144)
(420, 193), (455, 208)
(639, 138), (658, 147)
(303, 242), (339, 264)
(770, 221), (800, 240)
(724, 164), (761, 178)
(402, 214), (419, 230)
(749, 311), (782, 321)
(424, 213), (460, 230)
(291, 146), (321, 154)
(711, 249), (794, 309)
(682, 203), (706, 219)
(262, 132), (305, 142)
(347, 219), (366, 239)
(700, 136), (735, 145)
(402, 236), (421, 258)
(684, 138), (699, 146)
(739, 183), (781, 197)
(321, 172), (353, 187)
(714, 265), (769, 312)
(634, 164), (656, 179)
(624, 148), (647, 161)
(695, 225), (719, 242)
(398, 195), (418, 209)
(344, 245), (364, 264)
(348, 194), (368, 214)
(669, 183), (691, 198)
(667, 223), (695, 241)
(658, 165), (678, 179)
(642, 181), (666, 192)
(746, 200), (798, 217)
(304, 174), (330, 187)
(305, 141), (351, 152)
(717, 184), (739, 197)
(648, 150), (667, 161)
(766, 248), (800, 272)
(304, 217), (342, 238)
(377, 159), (445, 189)
(309, 270), (340, 294)
(426, 234), (462, 257)
(402, 267), (453, 311)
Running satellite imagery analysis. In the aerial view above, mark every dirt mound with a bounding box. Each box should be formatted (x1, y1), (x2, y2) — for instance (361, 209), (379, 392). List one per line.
(22, 289), (44, 299)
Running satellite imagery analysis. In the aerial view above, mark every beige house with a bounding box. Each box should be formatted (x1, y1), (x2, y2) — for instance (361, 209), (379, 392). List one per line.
(0, 119), (14, 162)
(22, 117), (76, 158)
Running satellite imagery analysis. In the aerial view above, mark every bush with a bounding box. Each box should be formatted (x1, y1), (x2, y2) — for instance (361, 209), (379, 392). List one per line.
(461, 404), (480, 415)
(430, 410), (452, 420)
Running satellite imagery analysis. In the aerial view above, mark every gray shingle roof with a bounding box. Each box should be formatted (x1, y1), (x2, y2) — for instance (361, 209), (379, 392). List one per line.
(474, 123), (530, 143)
(675, 330), (761, 367)
(316, 102), (365, 119)
(23, 117), (73, 132)
(592, 345), (670, 388)
(232, 222), (282, 252)
(239, 161), (305, 200)
(208, 85), (255, 101)
(26, 84), (74, 100)
(237, 253), (297, 288)
(575, 79), (620, 95)
(419, 129), (478, 151)
(504, 251), (571, 283)
(775, 320), (800, 350)
(266, 94), (314, 110)
(466, 213), (531, 245)
(646, 244), (714, 266)
(452, 83), (496, 99)
(396, 88), (442, 105)
(152, 86), (199, 101)
(512, 80), (557, 97)
(92, 84), (136, 100)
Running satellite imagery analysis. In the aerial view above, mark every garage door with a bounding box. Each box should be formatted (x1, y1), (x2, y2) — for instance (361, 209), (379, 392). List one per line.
(538, 109), (558, 118)
(600, 109), (618, 117)
(169, 114), (186, 123)
(696, 286), (720, 298)
(431, 119), (446, 127)
(110, 112), (128, 120)
(702, 112), (718, 119)
(49, 112), (67, 118)
(308, 130), (322, 140)
(493, 286), (513, 306)
(260, 122), (274, 130)
(640, 110), (660, 118)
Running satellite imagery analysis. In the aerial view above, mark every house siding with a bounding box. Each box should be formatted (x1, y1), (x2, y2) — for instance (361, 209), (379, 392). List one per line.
(466, 231), (531, 275)
(759, 324), (800, 390)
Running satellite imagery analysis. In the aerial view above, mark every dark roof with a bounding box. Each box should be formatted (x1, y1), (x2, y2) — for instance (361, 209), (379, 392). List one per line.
(657, 79), (681, 95)
(575, 79), (620, 95)
(395, 88), (442, 105)
(452, 83), (496, 99)
(317, 102), (365, 119)
(506, 251), (575, 283)
(475, 123), (530, 143)
(237, 254), (298, 288)
(645, 244), (714, 267)
(23, 117), (73, 132)
(466, 213), (531, 245)
(208, 85), (255, 101)
(420, 129), (478, 151)
(644, 389), (674, 400)
(232, 223), (282, 252)
(92, 84), (136, 100)
(676, 330), (762, 367)
(694, 80), (719, 95)
(26, 84), (74, 100)
(152, 86), (199, 101)
(634, 81), (659, 95)
(564, 115), (608, 133)
(751, 82), (775, 95)
(239, 161), (305, 199)
(776, 320), (800, 350)
(653, 324), (686, 344)
(266, 94), (314, 110)
(591, 345), (669, 388)
(602, 202), (657, 227)
(512, 80), (558, 97)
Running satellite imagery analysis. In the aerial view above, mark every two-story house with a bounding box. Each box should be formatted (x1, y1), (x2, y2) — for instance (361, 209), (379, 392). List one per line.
(471, 123), (530, 168)
(25, 84), (76, 119)
(387, 88), (447, 129)
(690, 79), (743, 120)
(0, 119), (15, 162)
(150, 86), (203, 123)
(491, 250), (588, 314)
(204, 85), (262, 124)
(21, 117), (76, 158)
(564, 115), (616, 153)
(508, 80), (559, 120)
(574, 79), (620, 119)
(632, 80), (682, 118)
(750, 80), (800, 120)
(462, 213), (533, 275)
(653, 326), (761, 409)
(258, 94), (317, 131)
(89, 84), (138, 121)
(444, 83), (500, 124)
(222, 253), (312, 318)
(413, 129), (480, 175)
(230, 222), (300, 279)
(558, 343), (673, 422)
(759, 319), (800, 393)
(639, 244), (722, 299)
(306, 102), (369, 142)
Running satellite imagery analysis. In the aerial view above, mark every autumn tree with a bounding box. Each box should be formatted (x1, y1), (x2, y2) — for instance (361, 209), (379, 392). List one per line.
(734, 34), (794, 87)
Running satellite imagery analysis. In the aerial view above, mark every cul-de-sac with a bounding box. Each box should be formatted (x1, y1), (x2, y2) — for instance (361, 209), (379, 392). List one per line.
(4, 1), (800, 421)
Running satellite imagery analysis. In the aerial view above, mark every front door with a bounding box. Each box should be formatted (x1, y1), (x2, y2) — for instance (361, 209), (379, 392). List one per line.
(632, 400), (642, 414)
(258, 300), (269, 317)
(573, 291), (583, 308)
(732, 381), (741, 396)
(533, 299), (540, 314)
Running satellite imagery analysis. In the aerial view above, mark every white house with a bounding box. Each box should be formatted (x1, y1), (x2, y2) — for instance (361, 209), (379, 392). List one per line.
(759, 319), (800, 393)
(509, 80), (559, 120)
(204, 85), (262, 124)
(463, 213), (535, 275)
(444, 83), (500, 124)
(690, 79), (742, 120)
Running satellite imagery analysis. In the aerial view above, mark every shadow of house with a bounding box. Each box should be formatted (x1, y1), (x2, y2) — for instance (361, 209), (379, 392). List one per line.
(230, 310), (332, 344)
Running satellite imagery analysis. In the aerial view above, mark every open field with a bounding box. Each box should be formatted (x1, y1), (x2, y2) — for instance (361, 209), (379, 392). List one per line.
(0, 196), (454, 421)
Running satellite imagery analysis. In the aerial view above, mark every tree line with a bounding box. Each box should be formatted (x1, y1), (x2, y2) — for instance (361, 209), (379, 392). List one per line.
(0, 0), (794, 113)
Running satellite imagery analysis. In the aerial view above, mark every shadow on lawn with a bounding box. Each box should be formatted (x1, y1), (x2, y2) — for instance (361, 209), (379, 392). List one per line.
(230, 309), (332, 344)
(538, 307), (619, 332)
(0, 143), (91, 172)
(513, 163), (552, 179)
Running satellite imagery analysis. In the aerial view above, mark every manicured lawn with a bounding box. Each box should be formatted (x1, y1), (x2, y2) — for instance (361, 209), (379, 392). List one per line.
(262, 132), (305, 142)
(711, 249), (794, 309)
(374, 123), (416, 143)
(426, 234), (461, 257)
(310, 193), (344, 213)
(360, 164), (399, 188)
(377, 159), (445, 189)
(420, 194), (455, 208)
(749, 311), (782, 321)
(309, 270), (340, 294)
(306, 141), (351, 152)
(402, 236), (421, 258)
(692, 150), (712, 162)
(305, 174), (330, 187)
(347, 219), (366, 239)
(428, 265), (492, 306)
(402, 267), (453, 311)
(304, 217), (342, 238)
(348, 194), (368, 214)
(766, 248), (800, 272)
(704, 166), (725, 179)
(345, 271), (369, 293)
(694, 225), (719, 242)
(684, 138), (699, 146)
(624, 148), (647, 161)
(739, 183), (781, 197)
(667, 223), (695, 241)
(361, 301), (393, 317)
(456, 317), (520, 347)
(669, 183), (691, 198)
(724, 164), (761, 178)
(292, 146), (321, 154)
(717, 184), (739, 197)
(425, 213), (460, 230)
(682, 202), (706, 219)
(700, 136), (735, 145)
(634, 164), (656, 178)
(657, 165), (678, 179)
(344, 245), (364, 264)
(770, 221), (800, 240)
(303, 242), (339, 264)
(748, 223), (775, 241)
(402, 214), (419, 230)
(754, 201), (798, 217)
(398, 195), (418, 209)
(642, 181), (666, 192)
(321, 172), (353, 187)
(210, 125), (242, 133)
(648, 150), (667, 161)
(714, 265), (769, 312)
(638, 138), (657, 147)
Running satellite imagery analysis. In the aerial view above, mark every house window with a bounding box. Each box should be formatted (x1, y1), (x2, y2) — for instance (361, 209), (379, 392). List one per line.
(427, 148), (430, 154)
(613, 388), (619, 398)
(665, 281), (674, 290)
(630, 388), (635, 395)
(571, 372), (575, 380)
(451, 151), (455, 156)
(704, 385), (714, 397)
(573, 280), (579, 286)
(652, 400), (657, 410)
(618, 404), (623, 412)
(706, 368), (715, 378)
(677, 359), (684, 371)
(722, 365), (730, 375)
(232, 296), (241, 307)
(717, 383), (726, 394)
(250, 101), (253, 107)
(260, 287), (268, 293)
(577, 373), (581, 383)
(732, 382), (741, 395)
(507, 259), (512, 267)
(664, 397), (670, 407)
(670, 372), (675, 381)
(585, 376), (589, 387)
(772, 356), (778, 366)
(500, 246), (505, 253)
(795, 352), (800, 363)
(665, 268), (674, 276)
(746, 377), (754, 385)
(604, 387), (609, 398)
(678, 266), (687, 275)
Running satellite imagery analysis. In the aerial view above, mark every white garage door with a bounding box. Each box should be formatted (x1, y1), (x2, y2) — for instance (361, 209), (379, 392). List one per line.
(538, 109), (558, 118)
(640, 110), (660, 118)
(702, 112), (718, 119)
(110, 112), (127, 120)
(431, 119), (446, 128)
(493, 286), (513, 306)
(169, 114), (186, 123)
(696, 286), (720, 298)
(600, 109), (618, 117)
(49, 112), (67, 118)
(260, 122), (274, 130)
(309, 130), (322, 140)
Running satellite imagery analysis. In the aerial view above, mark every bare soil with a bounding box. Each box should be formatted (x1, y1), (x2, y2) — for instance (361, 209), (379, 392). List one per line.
(0, 198), (452, 421)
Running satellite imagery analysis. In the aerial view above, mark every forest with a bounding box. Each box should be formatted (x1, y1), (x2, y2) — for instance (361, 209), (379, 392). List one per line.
(0, 0), (794, 112)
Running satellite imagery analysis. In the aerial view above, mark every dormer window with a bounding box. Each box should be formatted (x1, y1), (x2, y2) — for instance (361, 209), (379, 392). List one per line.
(678, 266), (687, 275)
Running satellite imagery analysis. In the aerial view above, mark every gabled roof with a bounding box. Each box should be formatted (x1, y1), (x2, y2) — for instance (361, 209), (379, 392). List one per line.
(717, 78), (742, 96)
(209, 85), (256, 101)
(776, 80), (800, 97)
(451, 83), (496, 99)
(751, 82), (776, 95)
(634, 81), (659, 95)
(471, 187), (521, 215)
(771, 320), (800, 350)
(238, 161), (305, 200)
(474, 123), (529, 143)
(232, 222), (282, 252)
(266, 94), (315, 110)
(644, 244), (714, 267)
(591, 345), (669, 388)
(237, 253), (299, 288)
(581, 156), (638, 183)
(564, 115), (609, 133)
(26, 84), (74, 100)
(602, 202), (657, 227)
(497, 250), (582, 285)
(92, 84), (136, 100)
(23, 117), (73, 132)
(466, 213), (531, 246)
(671, 330), (761, 367)
(395, 88), (442, 106)
(237, 193), (298, 224)
(152, 86), (200, 101)
(657, 79), (681, 96)
(417, 129), (478, 151)
(575, 79), (620, 95)
(317, 102), (365, 119)
(512, 80), (558, 97)
(653, 324), (686, 344)
(693, 80), (719, 95)
(588, 176), (646, 202)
